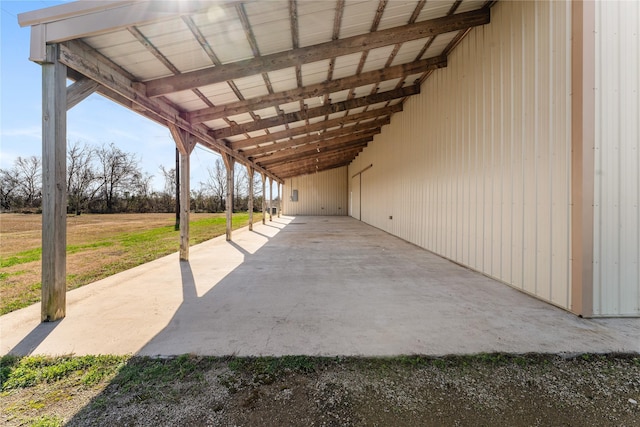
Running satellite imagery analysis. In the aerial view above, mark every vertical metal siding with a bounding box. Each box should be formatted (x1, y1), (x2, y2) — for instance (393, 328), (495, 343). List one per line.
(593, 1), (640, 316)
(283, 167), (348, 216)
(349, 1), (573, 310)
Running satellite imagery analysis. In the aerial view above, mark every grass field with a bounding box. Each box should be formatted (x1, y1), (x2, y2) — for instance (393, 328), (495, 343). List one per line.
(0, 212), (262, 315)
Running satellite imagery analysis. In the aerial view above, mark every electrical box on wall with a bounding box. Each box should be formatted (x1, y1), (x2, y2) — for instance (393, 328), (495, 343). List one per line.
(291, 189), (298, 202)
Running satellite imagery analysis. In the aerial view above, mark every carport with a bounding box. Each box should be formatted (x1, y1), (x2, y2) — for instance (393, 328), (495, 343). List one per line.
(3, 216), (638, 356)
(16, 0), (640, 325)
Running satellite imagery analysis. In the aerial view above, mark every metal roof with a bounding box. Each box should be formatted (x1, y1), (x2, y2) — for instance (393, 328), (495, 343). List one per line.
(19, 0), (492, 181)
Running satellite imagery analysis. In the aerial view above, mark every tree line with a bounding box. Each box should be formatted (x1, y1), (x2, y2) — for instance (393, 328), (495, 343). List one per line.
(0, 141), (266, 214)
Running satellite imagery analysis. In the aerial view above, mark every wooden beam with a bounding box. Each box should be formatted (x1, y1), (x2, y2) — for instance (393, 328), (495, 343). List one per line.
(261, 172), (266, 224)
(221, 153), (234, 241)
(187, 55), (445, 124)
(269, 147), (363, 171)
(66, 76), (98, 110)
(231, 106), (399, 151)
(245, 120), (386, 157)
(278, 161), (353, 179)
(168, 123), (196, 156)
(256, 135), (374, 166)
(261, 140), (368, 168)
(57, 39), (278, 182)
(41, 44), (67, 322)
(212, 85), (418, 139)
(271, 158), (358, 177)
(145, 8), (489, 97)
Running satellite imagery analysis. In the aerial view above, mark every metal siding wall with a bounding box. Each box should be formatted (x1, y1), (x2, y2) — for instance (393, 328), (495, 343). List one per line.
(348, 1), (572, 310)
(283, 166), (348, 216)
(593, 1), (640, 316)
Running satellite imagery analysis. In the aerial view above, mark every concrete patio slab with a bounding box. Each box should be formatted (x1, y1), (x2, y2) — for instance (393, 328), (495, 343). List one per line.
(1, 216), (638, 357)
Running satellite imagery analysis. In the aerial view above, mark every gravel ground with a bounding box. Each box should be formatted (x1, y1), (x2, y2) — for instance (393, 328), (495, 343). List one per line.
(2, 353), (639, 426)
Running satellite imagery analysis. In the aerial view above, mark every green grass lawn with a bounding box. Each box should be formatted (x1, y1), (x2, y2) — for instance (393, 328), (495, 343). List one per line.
(0, 213), (262, 315)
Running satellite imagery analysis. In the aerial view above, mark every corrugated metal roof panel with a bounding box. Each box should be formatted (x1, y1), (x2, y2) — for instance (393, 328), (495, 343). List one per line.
(361, 45), (397, 73)
(246, 129), (266, 138)
(341, 0), (378, 39)
(332, 53), (362, 79)
(253, 107), (278, 120)
(198, 82), (239, 104)
(189, 10), (255, 64)
(390, 38), (432, 66)
(377, 79), (402, 92)
(203, 118), (229, 130)
(457, 1), (487, 14)
(227, 112), (254, 124)
(328, 111), (348, 120)
(352, 84), (376, 97)
(268, 124), (287, 133)
(244, 1), (292, 55)
(377, 1), (419, 30)
(163, 92), (208, 112)
(328, 89), (352, 103)
(297, 1), (336, 47)
(232, 75), (270, 99)
(267, 68), (299, 92)
(301, 59), (332, 85)
(416, 1), (452, 21)
(280, 101), (302, 113)
(424, 31), (458, 57)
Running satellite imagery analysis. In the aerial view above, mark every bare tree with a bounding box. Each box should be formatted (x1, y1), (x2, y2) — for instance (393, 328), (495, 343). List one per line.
(0, 167), (20, 210)
(205, 158), (227, 212)
(158, 165), (177, 213)
(67, 141), (98, 215)
(95, 143), (140, 213)
(14, 156), (42, 208)
(234, 164), (248, 211)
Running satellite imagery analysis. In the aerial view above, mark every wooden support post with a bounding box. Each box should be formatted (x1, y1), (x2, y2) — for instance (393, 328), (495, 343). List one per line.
(269, 177), (273, 221)
(41, 44), (67, 322)
(222, 153), (235, 241)
(277, 182), (281, 217)
(169, 124), (195, 261)
(261, 173), (266, 225)
(178, 151), (190, 260)
(246, 165), (254, 231)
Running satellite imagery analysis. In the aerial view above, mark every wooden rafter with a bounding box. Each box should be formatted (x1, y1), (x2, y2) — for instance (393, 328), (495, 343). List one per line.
(57, 40), (279, 181)
(256, 135), (375, 166)
(230, 106), (399, 151)
(211, 85), (418, 139)
(187, 55), (443, 124)
(144, 9), (490, 97)
(244, 121), (386, 158)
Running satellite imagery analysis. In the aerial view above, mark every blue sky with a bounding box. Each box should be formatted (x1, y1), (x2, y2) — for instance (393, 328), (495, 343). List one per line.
(0, 1), (228, 191)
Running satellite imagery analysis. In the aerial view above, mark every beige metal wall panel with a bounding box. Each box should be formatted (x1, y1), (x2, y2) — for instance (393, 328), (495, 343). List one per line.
(349, 1), (572, 310)
(283, 167), (348, 216)
(593, 1), (640, 316)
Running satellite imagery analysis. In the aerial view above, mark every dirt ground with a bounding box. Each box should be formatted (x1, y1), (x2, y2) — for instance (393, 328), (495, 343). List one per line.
(2, 354), (639, 426)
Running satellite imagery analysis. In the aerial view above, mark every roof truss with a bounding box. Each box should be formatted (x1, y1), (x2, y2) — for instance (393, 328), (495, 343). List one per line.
(21, 0), (493, 180)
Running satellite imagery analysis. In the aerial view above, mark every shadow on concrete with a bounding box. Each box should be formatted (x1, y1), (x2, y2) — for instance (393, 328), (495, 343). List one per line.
(134, 216), (640, 357)
(180, 260), (197, 301)
(8, 320), (61, 356)
(250, 230), (272, 240)
(228, 241), (251, 257)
